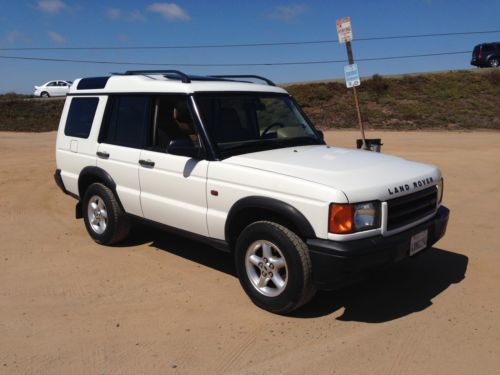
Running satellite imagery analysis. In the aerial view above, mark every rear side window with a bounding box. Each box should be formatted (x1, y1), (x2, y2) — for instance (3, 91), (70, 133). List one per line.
(101, 96), (151, 148)
(64, 97), (99, 138)
(483, 44), (494, 52)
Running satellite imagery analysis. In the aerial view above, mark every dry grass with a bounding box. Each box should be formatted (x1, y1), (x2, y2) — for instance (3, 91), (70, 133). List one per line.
(0, 94), (64, 132)
(287, 69), (500, 130)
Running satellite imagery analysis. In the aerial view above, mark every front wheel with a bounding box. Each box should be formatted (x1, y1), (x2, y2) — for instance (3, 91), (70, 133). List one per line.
(40, 91), (50, 98)
(235, 221), (316, 314)
(82, 183), (130, 245)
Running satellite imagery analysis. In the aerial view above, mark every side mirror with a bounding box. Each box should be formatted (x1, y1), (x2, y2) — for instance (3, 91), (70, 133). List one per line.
(167, 139), (202, 159)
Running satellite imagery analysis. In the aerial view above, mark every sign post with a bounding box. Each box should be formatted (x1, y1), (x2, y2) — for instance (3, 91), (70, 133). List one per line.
(336, 17), (367, 149)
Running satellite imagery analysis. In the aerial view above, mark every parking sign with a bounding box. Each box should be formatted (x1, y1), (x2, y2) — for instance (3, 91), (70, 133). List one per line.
(336, 17), (353, 43)
(344, 64), (360, 88)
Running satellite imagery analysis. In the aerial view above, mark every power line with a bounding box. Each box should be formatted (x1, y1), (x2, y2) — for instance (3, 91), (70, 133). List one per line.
(0, 51), (471, 67)
(0, 30), (498, 51)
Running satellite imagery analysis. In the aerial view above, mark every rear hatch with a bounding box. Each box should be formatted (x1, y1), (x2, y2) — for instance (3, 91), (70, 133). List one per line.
(471, 45), (481, 65)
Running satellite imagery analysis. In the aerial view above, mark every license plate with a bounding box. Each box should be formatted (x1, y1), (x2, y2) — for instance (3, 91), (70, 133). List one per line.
(410, 230), (428, 256)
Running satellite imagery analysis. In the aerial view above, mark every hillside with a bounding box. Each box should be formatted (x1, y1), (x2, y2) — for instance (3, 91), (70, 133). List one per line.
(286, 69), (499, 130)
(0, 69), (499, 132)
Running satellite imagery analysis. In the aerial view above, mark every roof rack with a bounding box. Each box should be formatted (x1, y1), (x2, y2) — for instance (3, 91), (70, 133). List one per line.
(209, 75), (276, 86)
(113, 71), (276, 86)
(122, 70), (191, 83)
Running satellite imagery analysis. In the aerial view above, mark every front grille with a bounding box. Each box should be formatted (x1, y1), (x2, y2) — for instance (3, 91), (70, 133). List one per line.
(387, 186), (437, 231)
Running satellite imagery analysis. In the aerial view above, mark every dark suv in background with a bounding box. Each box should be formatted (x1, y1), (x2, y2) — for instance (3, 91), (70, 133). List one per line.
(471, 42), (500, 68)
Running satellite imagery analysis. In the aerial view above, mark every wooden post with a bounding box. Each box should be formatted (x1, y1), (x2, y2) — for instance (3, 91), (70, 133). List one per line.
(345, 41), (366, 149)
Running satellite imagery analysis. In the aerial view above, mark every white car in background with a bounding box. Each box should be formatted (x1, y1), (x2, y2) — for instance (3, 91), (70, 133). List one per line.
(34, 80), (72, 97)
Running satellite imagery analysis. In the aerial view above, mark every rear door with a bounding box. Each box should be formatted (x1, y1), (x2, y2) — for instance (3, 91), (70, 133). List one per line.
(97, 95), (152, 217)
(138, 95), (209, 236)
(46, 81), (58, 95)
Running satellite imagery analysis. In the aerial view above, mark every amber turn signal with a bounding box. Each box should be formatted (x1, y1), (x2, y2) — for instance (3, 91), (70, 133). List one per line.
(329, 204), (353, 234)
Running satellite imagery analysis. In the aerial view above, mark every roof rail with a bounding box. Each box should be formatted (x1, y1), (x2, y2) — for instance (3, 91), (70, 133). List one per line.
(123, 70), (191, 83)
(209, 75), (276, 86)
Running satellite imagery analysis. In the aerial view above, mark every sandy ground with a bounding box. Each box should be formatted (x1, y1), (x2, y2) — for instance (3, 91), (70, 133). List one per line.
(0, 130), (499, 375)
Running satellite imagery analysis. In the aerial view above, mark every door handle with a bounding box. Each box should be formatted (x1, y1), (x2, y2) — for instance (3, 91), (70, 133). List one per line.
(96, 151), (109, 159)
(139, 159), (155, 168)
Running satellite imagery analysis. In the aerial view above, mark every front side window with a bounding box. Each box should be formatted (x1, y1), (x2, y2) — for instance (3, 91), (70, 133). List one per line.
(64, 97), (99, 138)
(101, 96), (151, 148)
(149, 95), (199, 151)
(195, 93), (321, 157)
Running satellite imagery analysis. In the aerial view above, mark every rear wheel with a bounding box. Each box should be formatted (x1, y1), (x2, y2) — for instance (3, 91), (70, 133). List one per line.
(489, 57), (499, 67)
(235, 221), (316, 314)
(82, 183), (130, 245)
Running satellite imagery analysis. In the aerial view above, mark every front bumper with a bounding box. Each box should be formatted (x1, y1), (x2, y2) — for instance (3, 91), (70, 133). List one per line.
(307, 206), (449, 290)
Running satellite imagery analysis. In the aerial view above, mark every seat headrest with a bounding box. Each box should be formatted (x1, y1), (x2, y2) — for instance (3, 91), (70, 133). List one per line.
(173, 102), (194, 135)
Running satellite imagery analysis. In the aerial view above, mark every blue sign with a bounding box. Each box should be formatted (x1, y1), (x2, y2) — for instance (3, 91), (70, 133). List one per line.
(344, 64), (361, 88)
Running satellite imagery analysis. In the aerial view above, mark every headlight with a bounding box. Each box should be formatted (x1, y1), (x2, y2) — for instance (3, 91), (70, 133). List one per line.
(329, 202), (380, 234)
(437, 178), (444, 204)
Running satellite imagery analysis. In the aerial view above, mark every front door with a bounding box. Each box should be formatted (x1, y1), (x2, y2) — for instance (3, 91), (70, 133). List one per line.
(139, 95), (209, 236)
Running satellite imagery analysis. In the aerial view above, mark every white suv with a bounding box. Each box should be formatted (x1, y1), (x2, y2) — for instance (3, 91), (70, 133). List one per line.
(54, 71), (449, 313)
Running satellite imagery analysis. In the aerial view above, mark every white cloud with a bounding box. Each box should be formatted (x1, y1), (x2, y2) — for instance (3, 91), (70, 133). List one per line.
(106, 8), (145, 22)
(106, 8), (122, 19)
(4, 31), (32, 44)
(48, 31), (65, 44)
(116, 34), (129, 42)
(146, 3), (190, 21)
(268, 4), (307, 21)
(129, 9), (146, 21)
(36, 0), (67, 14)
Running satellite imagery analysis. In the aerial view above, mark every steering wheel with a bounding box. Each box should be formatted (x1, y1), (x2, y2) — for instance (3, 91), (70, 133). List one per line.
(261, 122), (285, 137)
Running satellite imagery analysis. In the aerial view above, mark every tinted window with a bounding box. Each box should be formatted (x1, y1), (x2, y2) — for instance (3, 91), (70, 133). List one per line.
(47, 81), (57, 87)
(102, 96), (151, 148)
(64, 97), (99, 138)
(483, 44), (494, 52)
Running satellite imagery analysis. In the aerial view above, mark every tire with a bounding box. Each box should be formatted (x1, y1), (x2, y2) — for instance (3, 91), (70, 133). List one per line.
(82, 183), (130, 245)
(235, 221), (316, 314)
(489, 57), (499, 68)
(40, 91), (50, 98)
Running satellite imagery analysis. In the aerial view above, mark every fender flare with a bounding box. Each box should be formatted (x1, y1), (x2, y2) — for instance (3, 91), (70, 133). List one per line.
(225, 196), (316, 241)
(78, 166), (124, 209)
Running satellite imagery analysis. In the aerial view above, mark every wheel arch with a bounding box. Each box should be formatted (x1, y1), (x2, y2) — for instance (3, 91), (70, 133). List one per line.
(78, 166), (124, 210)
(225, 196), (316, 248)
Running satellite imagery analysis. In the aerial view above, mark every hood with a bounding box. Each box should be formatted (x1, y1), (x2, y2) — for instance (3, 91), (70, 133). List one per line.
(223, 145), (440, 202)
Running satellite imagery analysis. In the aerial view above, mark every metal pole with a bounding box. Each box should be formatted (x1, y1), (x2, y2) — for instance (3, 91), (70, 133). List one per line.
(345, 41), (367, 149)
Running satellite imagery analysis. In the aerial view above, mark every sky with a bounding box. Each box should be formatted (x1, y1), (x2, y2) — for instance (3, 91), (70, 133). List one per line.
(0, 0), (499, 93)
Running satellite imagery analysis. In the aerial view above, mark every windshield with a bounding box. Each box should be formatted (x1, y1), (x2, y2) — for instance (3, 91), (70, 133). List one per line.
(195, 93), (323, 158)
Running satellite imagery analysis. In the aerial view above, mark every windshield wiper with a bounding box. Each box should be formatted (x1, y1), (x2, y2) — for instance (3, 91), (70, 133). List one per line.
(219, 137), (320, 157)
(276, 136), (320, 147)
(220, 140), (273, 154)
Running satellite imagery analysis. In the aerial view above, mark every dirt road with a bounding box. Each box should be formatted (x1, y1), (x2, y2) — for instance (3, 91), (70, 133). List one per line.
(1, 131), (499, 374)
